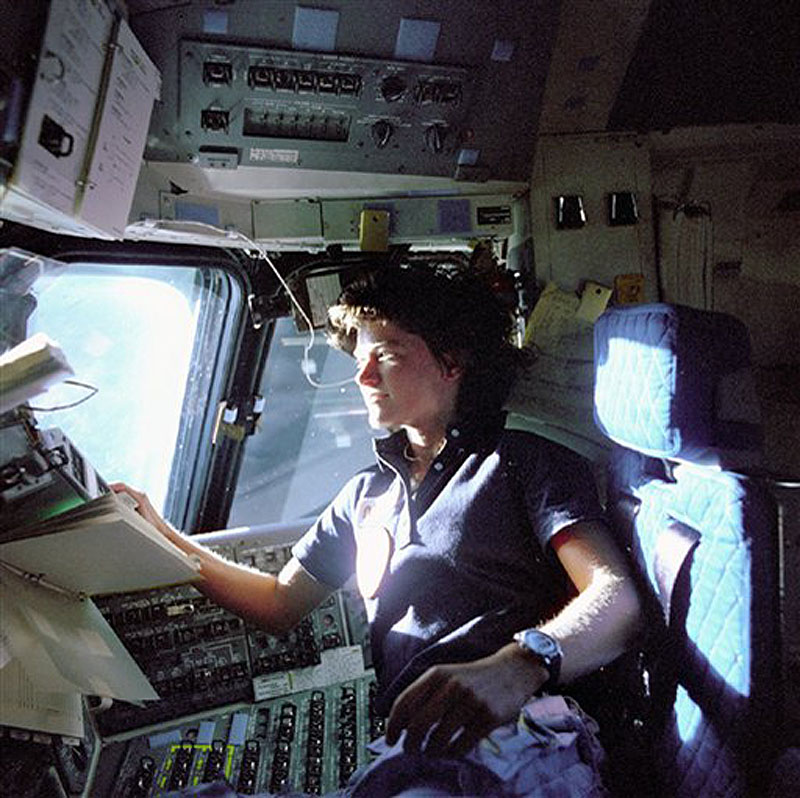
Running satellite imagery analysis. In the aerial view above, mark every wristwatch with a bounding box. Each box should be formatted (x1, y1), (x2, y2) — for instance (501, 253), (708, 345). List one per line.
(513, 628), (563, 690)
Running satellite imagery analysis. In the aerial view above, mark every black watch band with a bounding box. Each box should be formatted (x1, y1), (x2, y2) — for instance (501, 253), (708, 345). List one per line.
(513, 628), (563, 690)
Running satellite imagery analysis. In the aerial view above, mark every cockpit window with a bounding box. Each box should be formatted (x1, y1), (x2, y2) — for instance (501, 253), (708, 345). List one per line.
(227, 316), (376, 526)
(26, 262), (240, 521)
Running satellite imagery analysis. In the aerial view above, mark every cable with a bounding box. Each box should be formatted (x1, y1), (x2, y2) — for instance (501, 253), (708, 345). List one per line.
(28, 379), (99, 411)
(125, 219), (354, 389)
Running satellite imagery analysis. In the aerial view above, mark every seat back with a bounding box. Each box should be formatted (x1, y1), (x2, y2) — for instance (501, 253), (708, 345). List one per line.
(593, 303), (782, 797)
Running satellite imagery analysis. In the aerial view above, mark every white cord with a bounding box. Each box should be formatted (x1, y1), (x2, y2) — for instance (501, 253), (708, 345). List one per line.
(125, 219), (355, 389)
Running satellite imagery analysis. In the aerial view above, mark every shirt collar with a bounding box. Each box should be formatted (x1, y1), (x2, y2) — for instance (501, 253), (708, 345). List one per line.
(373, 412), (506, 468)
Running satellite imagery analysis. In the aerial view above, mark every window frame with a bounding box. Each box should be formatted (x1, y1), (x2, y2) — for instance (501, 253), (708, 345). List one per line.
(9, 234), (255, 532)
(225, 314), (380, 528)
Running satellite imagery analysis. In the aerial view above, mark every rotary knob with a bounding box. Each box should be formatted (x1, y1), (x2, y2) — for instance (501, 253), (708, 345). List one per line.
(371, 120), (393, 148)
(380, 75), (406, 102)
(424, 123), (448, 153)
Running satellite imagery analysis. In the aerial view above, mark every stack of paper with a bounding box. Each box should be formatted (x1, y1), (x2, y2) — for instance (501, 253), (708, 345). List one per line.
(0, 491), (201, 595)
(0, 332), (74, 414)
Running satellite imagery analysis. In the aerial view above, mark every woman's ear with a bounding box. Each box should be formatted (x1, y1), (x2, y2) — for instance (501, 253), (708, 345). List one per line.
(440, 353), (464, 382)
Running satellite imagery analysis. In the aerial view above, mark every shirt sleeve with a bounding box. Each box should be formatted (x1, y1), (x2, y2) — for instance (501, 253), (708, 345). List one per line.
(515, 433), (605, 550)
(291, 474), (362, 588)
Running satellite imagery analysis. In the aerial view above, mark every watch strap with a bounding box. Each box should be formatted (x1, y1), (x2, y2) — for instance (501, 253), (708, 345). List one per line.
(514, 628), (563, 690)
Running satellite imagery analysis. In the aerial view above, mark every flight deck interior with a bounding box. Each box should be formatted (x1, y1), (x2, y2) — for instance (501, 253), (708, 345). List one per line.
(0, 2), (798, 796)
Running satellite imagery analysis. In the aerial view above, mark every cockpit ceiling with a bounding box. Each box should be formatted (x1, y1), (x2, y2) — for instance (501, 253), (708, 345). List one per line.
(610, 0), (800, 131)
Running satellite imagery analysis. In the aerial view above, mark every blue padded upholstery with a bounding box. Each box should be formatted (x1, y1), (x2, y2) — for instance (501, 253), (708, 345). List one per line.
(594, 304), (781, 797)
(594, 304), (762, 467)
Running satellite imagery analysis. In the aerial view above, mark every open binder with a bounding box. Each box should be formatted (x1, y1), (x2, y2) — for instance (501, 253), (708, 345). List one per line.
(0, 1), (160, 239)
(0, 491), (201, 595)
(0, 492), (201, 738)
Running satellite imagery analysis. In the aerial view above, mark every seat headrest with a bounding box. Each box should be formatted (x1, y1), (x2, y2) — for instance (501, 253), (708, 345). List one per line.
(593, 303), (762, 468)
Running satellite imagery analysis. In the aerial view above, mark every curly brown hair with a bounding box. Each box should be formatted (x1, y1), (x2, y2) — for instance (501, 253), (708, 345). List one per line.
(327, 264), (522, 423)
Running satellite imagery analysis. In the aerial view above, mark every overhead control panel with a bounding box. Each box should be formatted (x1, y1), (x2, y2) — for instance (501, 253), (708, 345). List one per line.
(177, 40), (476, 177)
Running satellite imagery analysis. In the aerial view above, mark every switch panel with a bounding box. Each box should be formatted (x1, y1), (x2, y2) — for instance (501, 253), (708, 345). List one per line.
(93, 540), (359, 737)
(177, 40), (475, 177)
(96, 675), (383, 797)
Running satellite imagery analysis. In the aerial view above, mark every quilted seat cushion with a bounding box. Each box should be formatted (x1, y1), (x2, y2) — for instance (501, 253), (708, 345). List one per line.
(614, 455), (780, 797)
(593, 304), (761, 466)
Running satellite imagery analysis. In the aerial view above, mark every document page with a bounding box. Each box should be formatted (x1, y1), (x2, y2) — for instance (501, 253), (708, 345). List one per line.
(79, 18), (161, 237)
(0, 659), (84, 738)
(0, 565), (158, 702)
(0, 566), (159, 736)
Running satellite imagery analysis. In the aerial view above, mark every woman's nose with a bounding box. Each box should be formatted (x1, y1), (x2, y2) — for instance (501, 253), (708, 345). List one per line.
(356, 356), (379, 385)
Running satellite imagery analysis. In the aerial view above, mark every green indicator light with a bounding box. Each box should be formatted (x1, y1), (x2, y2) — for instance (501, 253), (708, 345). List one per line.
(38, 495), (87, 521)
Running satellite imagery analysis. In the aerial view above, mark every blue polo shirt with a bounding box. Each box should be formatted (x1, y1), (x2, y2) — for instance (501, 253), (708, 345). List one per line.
(292, 415), (603, 714)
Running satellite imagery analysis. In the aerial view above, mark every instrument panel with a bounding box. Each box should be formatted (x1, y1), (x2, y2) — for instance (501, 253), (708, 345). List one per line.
(88, 532), (379, 796)
(93, 539), (368, 738)
(172, 40), (476, 178)
(1, 524), (376, 797)
(93, 674), (383, 797)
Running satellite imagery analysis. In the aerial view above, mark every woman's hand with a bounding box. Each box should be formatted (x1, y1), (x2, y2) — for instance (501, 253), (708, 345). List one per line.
(385, 642), (548, 758)
(110, 482), (178, 542)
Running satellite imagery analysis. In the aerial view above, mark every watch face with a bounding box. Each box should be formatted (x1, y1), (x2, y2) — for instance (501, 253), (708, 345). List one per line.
(516, 629), (562, 689)
(521, 629), (560, 661)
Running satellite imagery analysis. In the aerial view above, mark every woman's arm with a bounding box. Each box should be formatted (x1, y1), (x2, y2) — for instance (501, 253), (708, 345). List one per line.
(111, 483), (333, 634)
(385, 519), (642, 757)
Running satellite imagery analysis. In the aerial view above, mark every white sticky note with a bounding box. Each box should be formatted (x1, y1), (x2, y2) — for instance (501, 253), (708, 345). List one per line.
(395, 18), (441, 62)
(293, 7), (339, 52)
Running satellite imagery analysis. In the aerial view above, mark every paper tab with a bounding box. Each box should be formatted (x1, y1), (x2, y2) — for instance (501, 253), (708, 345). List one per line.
(576, 281), (612, 323)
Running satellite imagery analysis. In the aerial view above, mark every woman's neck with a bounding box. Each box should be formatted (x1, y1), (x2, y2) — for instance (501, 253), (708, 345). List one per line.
(403, 425), (449, 494)
(404, 424), (449, 462)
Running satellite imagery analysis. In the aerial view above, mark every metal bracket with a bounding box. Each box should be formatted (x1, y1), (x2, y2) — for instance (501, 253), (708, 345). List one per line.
(212, 395), (265, 444)
(247, 291), (288, 330)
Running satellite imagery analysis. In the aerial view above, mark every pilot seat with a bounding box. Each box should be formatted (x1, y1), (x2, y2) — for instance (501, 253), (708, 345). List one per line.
(591, 302), (787, 797)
